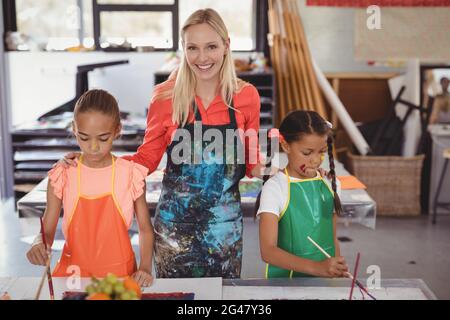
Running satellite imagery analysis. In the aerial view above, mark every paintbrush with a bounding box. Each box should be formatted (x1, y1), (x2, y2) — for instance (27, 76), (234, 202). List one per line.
(34, 257), (51, 300)
(39, 217), (55, 300)
(307, 236), (376, 300)
(349, 252), (360, 300)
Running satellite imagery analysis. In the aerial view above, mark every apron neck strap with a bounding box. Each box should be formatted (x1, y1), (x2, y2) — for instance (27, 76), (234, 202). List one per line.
(192, 98), (237, 126)
(78, 155), (82, 197)
(228, 101), (237, 126)
(111, 155), (116, 194)
(193, 101), (202, 122)
(284, 168), (292, 185)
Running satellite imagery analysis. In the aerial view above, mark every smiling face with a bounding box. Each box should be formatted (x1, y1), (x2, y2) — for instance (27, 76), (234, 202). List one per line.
(281, 133), (328, 179)
(183, 22), (229, 84)
(72, 111), (121, 165)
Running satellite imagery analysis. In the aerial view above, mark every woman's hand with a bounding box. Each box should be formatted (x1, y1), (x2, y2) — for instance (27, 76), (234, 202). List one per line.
(316, 257), (349, 278)
(53, 152), (81, 169)
(251, 163), (280, 180)
(131, 270), (154, 287)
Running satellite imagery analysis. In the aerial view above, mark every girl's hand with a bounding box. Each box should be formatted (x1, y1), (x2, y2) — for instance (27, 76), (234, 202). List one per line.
(1, 292), (11, 300)
(26, 242), (50, 266)
(132, 270), (154, 287)
(317, 257), (348, 278)
(53, 152), (81, 169)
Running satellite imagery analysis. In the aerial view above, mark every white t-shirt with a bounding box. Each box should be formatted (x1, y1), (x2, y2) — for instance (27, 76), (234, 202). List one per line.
(256, 171), (341, 218)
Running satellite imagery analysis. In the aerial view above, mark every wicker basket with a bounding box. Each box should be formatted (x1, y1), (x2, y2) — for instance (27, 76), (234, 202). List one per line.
(347, 153), (425, 216)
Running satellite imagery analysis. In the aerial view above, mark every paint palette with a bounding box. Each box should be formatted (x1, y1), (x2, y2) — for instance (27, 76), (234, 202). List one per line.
(141, 292), (195, 300)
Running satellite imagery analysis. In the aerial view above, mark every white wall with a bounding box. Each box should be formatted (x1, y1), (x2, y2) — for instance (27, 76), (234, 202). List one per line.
(6, 51), (255, 127)
(7, 51), (167, 126)
(297, 0), (404, 73)
(7, 0), (405, 127)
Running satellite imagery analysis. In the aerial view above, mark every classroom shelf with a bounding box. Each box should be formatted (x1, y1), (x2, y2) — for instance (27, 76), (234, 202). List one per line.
(153, 69), (276, 129)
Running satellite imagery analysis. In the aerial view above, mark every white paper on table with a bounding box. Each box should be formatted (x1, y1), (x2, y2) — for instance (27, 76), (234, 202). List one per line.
(222, 286), (427, 300)
(2, 277), (222, 300)
(350, 194), (373, 202)
(0, 278), (16, 294)
(1, 278), (43, 300)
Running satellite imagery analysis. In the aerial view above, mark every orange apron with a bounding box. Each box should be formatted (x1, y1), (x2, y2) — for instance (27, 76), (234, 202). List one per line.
(53, 155), (136, 277)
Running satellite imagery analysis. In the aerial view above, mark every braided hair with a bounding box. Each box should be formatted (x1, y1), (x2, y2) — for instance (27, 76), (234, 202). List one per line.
(327, 135), (343, 216)
(254, 110), (343, 218)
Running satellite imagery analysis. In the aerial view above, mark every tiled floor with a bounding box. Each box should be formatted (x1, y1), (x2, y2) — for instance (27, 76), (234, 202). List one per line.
(1, 198), (450, 299)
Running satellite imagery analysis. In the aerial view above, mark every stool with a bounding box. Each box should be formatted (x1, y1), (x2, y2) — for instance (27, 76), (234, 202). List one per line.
(433, 148), (450, 224)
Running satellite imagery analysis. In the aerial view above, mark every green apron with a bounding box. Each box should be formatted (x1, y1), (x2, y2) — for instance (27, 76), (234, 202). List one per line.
(266, 169), (336, 278)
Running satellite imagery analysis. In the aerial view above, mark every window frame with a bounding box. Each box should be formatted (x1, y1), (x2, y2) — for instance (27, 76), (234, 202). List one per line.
(93, 0), (179, 51)
(2, 0), (17, 32)
(4, 0), (267, 52)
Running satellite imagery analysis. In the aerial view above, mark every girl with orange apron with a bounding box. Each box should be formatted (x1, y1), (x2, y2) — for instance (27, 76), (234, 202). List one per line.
(52, 156), (136, 277)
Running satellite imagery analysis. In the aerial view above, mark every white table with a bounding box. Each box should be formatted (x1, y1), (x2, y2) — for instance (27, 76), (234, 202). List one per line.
(1, 277), (436, 300)
(428, 124), (450, 215)
(0, 277), (222, 300)
(17, 158), (376, 229)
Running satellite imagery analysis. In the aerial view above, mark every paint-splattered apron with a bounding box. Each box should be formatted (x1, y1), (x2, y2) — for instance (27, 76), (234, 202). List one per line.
(266, 169), (335, 278)
(154, 101), (246, 278)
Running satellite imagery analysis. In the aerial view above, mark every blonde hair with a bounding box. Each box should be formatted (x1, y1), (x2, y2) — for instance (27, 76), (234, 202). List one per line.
(164, 9), (240, 126)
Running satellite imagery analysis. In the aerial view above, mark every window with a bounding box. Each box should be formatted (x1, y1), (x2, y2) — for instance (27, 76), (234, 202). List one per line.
(99, 11), (173, 48)
(97, 0), (174, 4)
(179, 0), (256, 51)
(7, 0), (263, 52)
(14, 0), (93, 51)
(92, 0), (178, 50)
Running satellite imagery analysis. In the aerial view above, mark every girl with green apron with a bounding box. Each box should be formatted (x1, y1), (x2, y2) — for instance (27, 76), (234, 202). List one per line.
(257, 111), (349, 278)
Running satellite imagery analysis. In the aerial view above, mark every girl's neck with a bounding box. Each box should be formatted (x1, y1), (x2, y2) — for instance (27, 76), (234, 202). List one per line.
(81, 153), (113, 168)
(286, 164), (316, 180)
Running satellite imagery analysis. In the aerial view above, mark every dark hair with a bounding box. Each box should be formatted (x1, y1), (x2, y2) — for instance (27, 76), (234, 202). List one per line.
(74, 89), (121, 128)
(254, 110), (343, 218)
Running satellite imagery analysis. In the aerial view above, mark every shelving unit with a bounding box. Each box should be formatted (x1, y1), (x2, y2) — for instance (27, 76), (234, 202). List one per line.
(11, 128), (143, 198)
(12, 69), (276, 199)
(153, 69), (276, 130)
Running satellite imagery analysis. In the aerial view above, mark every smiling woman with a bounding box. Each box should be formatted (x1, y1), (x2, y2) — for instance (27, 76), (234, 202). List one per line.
(118, 8), (263, 279)
(184, 23), (228, 85)
(58, 8), (263, 279)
